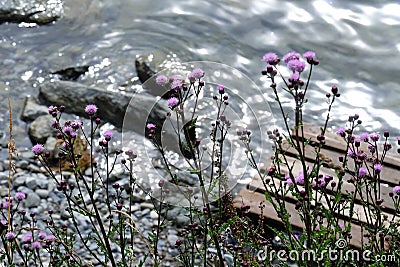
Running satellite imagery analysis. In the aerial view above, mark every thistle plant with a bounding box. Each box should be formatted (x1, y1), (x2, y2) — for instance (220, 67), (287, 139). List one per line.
(241, 51), (400, 266)
(147, 68), (234, 266)
(2, 49), (400, 267)
(1, 104), (155, 267)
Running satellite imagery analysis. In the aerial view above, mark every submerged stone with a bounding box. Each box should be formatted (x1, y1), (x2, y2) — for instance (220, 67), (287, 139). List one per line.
(0, 0), (63, 25)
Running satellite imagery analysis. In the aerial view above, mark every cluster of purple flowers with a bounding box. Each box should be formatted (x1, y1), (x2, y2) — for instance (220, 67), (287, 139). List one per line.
(48, 105), (65, 117)
(98, 129), (113, 147)
(146, 123), (156, 138)
(3, 228), (55, 252)
(285, 172), (305, 186)
(262, 51), (319, 76)
(155, 68), (206, 110)
(335, 124), (400, 195)
(33, 104), (110, 156)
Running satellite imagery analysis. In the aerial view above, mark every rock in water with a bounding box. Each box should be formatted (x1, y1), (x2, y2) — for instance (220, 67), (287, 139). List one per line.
(28, 115), (54, 144)
(0, 0), (63, 25)
(50, 66), (90, 81)
(20, 96), (48, 122)
(38, 80), (167, 131)
(135, 59), (156, 84)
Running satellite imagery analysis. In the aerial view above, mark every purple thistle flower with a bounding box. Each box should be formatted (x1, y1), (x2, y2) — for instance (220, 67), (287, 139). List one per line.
(155, 75), (168, 86)
(125, 150), (137, 159)
(38, 232), (47, 240)
(15, 192), (26, 201)
(171, 80), (183, 90)
(288, 59), (306, 73)
(285, 174), (293, 186)
(303, 51), (316, 61)
(188, 68), (205, 80)
(1, 201), (10, 209)
(318, 177), (327, 187)
(262, 52), (279, 65)
(369, 133), (380, 142)
(360, 133), (369, 142)
(62, 126), (73, 135)
(5, 232), (15, 240)
(146, 123), (156, 130)
(48, 106), (57, 115)
(32, 144), (44, 155)
(290, 73), (300, 81)
(45, 235), (55, 242)
(167, 97), (179, 108)
(217, 85), (225, 94)
(358, 167), (368, 178)
(103, 130), (113, 141)
(32, 241), (41, 249)
(23, 232), (32, 243)
(374, 164), (383, 173)
(283, 51), (300, 63)
(50, 120), (59, 129)
(85, 104), (98, 116)
(71, 119), (83, 130)
(336, 127), (346, 136)
(295, 172), (305, 185)
(393, 186), (400, 195)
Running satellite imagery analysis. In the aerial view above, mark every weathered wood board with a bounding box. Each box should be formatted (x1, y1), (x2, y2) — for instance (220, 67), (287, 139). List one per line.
(234, 124), (400, 249)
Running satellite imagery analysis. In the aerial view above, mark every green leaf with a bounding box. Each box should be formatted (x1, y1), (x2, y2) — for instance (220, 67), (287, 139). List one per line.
(188, 169), (200, 175)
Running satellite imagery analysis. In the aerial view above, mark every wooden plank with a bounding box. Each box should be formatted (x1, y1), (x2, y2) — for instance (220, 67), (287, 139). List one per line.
(279, 139), (400, 187)
(247, 170), (397, 228)
(299, 124), (400, 170)
(234, 124), (400, 250)
(234, 189), (365, 248)
(249, 157), (397, 213)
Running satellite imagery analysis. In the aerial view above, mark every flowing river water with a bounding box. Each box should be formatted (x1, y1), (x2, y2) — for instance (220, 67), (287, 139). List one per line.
(1, 0), (400, 169)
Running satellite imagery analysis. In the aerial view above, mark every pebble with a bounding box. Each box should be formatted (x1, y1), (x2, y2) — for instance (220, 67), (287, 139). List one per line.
(167, 234), (179, 245)
(141, 208), (150, 216)
(0, 149), (202, 266)
(25, 192), (41, 208)
(36, 188), (49, 198)
(15, 160), (30, 169)
(150, 210), (158, 219)
(25, 176), (38, 189)
(13, 176), (26, 187)
(0, 171), (8, 181)
(0, 186), (8, 197)
(140, 202), (154, 209)
(20, 151), (35, 159)
(17, 187), (34, 195)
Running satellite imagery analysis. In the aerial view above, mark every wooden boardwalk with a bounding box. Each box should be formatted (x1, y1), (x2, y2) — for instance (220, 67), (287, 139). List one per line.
(234, 124), (400, 248)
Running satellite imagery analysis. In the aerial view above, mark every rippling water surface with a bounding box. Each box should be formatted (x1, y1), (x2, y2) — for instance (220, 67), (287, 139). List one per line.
(1, 0), (400, 154)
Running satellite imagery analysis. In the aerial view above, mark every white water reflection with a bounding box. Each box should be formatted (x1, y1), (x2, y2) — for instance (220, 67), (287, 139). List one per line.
(1, 0), (400, 152)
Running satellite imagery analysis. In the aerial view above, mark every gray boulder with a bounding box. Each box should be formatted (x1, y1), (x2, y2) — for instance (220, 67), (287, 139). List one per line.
(38, 80), (167, 131)
(0, 0), (63, 25)
(28, 115), (54, 145)
(21, 96), (48, 122)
